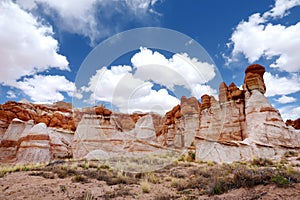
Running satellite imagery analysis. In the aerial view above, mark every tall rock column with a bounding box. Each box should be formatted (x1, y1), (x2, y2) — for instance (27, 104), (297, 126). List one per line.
(243, 64), (299, 148)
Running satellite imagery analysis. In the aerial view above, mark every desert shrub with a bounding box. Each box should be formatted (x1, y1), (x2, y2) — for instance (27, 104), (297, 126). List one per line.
(144, 172), (161, 184)
(154, 193), (173, 200)
(271, 175), (289, 187)
(29, 171), (55, 179)
(141, 181), (150, 193)
(59, 185), (66, 192)
(284, 151), (299, 158)
(251, 157), (273, 166)
(72, 174), (88, 183)
(102, 185), (131, 199)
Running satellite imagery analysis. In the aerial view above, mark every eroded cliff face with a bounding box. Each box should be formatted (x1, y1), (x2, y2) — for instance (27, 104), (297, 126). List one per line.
(0, 64), (299, 164)
(0, 119), (73, 164)
(195, 64), (300, 163)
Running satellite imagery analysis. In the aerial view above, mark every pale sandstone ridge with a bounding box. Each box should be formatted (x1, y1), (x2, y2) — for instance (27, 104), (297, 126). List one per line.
(195, 64), (300, 163)
(0, 118), (72, 164)
(72, 113), (164, 160)
(0, 64), (299, 164)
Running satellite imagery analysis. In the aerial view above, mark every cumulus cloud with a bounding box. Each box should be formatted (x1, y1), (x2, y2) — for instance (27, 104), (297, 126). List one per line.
(6, 91), (17, 99)
(12, 75), (77, 102)
(228, 0), (300, 72)
(275, 95), (297, 104)
(16, 0), (161, 45)
(0, 1), (77, 103)
(278, 106), (300, 120)
(132, 47), (217, 98)
(264, 72), (300, 97)
(81, 48), (217, 114)
(81, 64), (180, 114)
(263, 0), (300, 18)
(0, 1), (69, 85)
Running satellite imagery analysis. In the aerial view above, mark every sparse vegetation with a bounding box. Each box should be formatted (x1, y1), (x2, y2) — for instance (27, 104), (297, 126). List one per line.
(251, 157), (273, 166)
(284, 151), (299, 158)
(72, 174), (88, 183)
(271, 175), (289, 187)
(1, 157), (300, 198)
(141, 181), (150, 193)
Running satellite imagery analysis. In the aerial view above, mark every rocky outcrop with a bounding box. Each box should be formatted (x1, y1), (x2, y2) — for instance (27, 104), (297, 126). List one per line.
(244, 64), (266, 94)
(157, 96), (200, 148)
(0, 101), (75, 131)
(286, 118), (300, 130)
(0, 63), (299, 165)
(0, 118), (72, 164)
(195, 64), (300, 163)
(72, 113), (162, 159)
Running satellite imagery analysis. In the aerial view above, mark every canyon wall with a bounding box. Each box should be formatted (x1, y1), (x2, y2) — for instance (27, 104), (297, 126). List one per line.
(0, 64), (299, 164)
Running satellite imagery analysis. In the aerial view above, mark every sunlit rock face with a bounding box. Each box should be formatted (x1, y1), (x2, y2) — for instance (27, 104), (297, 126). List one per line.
(72, 113), (163, 159)
(1, 63), (300, 165)
(195, 64), (300, 163)
(0, 119), (72, 164)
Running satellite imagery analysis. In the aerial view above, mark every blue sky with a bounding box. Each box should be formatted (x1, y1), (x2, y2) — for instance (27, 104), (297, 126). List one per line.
(0, 0), (300, 120)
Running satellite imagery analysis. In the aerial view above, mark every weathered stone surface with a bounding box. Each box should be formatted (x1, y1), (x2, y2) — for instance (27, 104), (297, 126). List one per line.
(72, 113), (163, 159)
(244, 64), (266, 94)
(17, 123), (51, 164)
(201, 94), (211, 110)
(219, 82), (228, 103)
(1, 63), (300, 165)
(195, 64), (300, 163)
(286, 118), (300, 130)
(0, 101), (75, 131)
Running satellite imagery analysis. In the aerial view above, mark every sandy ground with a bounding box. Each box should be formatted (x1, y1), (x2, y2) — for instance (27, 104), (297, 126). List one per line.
(1, 170), (300, 200)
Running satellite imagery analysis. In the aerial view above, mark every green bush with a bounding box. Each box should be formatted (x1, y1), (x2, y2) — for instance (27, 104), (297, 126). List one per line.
(271, 176), (289, 187)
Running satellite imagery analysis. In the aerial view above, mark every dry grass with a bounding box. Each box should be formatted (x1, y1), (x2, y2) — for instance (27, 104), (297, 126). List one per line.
(1, 157), (300, 197)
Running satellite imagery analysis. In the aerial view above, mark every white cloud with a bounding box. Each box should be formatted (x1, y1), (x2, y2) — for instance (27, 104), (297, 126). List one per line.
(278, 106), (300, 120)
(132, 47), (217, 99)
(12, 75), (77, 102)
(6, 90), (17, 99)
(275, 95), (297, 104)
(229, 0), (300, 72)
(264, 72), (300, 97)
(16, 0), (161, 45)
(81, 48), (218, 114)
(263, 0), (300, 18)
(125, 89), (180, 114)
(0, 1), (69, 85)
(82, 64), (180, 114)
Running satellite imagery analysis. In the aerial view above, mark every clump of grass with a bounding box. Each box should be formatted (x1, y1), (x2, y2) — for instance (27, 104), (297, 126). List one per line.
(0, 163), (44, 177)
(251, 157), (274, 166)
(97, 164), (110, 170)
(29, 171), (55, 179)
(72, 174), (88, 183)
(141, 181), (150, 193)
(271, 175), (289, 187)
(206, 161), (215, 167)
(154, 193), (173, 200)
(284, 151), (299, 158)
(171, 178), (178, 188)
(102, 185), (131, 199)
(59, 185), (67, 192)
(78, 162), (90, 169)
(144, 172), (160, 184)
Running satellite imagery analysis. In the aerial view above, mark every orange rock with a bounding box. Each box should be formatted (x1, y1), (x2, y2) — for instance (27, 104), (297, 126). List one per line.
(244, 64), (266, 94)
(201, 94), (211, 110)
(219, 82), (228, 103)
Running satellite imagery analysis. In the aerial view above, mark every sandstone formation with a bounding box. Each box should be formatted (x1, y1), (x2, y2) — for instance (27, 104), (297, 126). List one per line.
(0, 101), (75, 132)
(286, 118), (300, 130)
(0, 63), (299, 165)
(0, 118), (72, 164)
(195, 64), (300, 163)
(72, 113), (163, 159)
